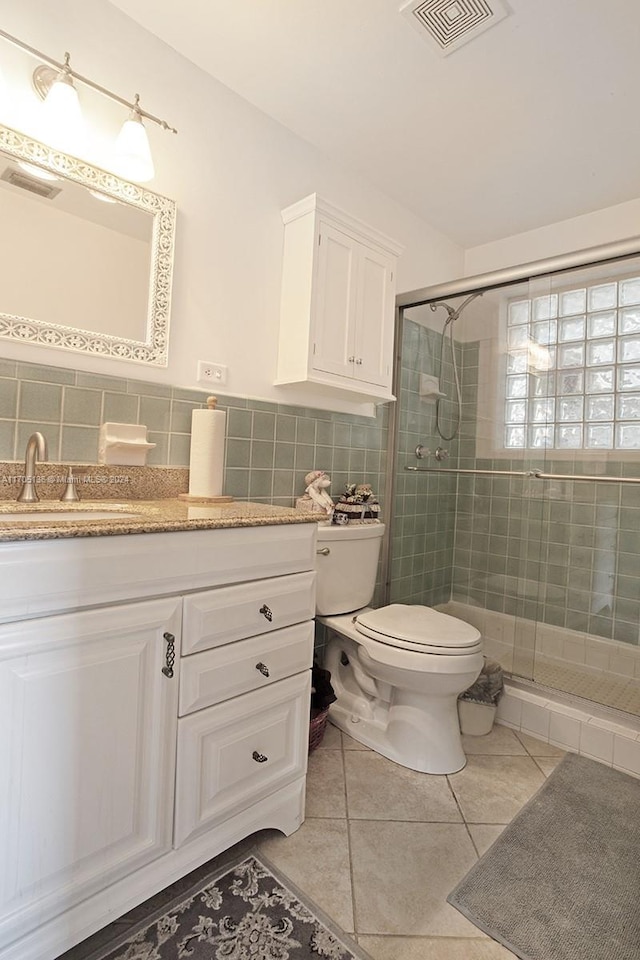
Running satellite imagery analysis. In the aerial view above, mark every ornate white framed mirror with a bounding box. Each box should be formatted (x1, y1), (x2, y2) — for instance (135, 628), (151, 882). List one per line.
(0, 124), (176, 366)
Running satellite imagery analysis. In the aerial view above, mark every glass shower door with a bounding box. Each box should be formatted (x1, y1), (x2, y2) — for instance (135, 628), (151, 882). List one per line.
(521, 259), (640, 716)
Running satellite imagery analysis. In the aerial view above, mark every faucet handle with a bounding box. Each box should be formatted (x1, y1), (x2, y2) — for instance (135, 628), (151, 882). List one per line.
(60, 466), (85, 502)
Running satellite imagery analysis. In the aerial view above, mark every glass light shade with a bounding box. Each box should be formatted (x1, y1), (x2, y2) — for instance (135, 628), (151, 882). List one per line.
(39, 76), (84, 154)
(114, 112), (154, 182)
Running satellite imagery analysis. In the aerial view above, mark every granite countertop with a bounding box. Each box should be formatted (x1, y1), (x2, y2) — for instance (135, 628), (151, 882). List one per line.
(0, 499), (320, 542)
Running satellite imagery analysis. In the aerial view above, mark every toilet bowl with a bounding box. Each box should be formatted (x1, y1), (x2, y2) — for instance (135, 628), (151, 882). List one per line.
(316, 522), (483, 774)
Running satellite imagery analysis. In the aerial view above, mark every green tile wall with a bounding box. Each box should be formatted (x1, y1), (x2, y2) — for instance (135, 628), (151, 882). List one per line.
(0, 359), (388, 516)
(450, 341), (640, 648)
(390, 319), (459, 607)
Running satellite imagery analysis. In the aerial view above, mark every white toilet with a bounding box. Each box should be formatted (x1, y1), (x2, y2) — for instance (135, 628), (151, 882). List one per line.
(316, 521), (483, 774)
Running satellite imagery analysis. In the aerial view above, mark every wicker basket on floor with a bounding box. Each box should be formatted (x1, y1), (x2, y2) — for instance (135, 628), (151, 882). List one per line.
(309, 706), (330, 753)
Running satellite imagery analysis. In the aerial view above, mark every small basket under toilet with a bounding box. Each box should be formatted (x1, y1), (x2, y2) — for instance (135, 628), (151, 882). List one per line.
(309, 706), (330, 753)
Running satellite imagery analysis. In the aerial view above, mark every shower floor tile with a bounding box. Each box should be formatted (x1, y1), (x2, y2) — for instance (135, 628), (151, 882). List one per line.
(534, 657), (640, 716)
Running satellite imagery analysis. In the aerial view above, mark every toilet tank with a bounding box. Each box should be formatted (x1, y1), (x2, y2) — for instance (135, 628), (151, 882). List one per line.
(315, 522), (385, 615)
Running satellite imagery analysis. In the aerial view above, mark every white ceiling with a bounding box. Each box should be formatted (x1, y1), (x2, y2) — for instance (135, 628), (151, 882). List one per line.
(108, 0), (640, 248)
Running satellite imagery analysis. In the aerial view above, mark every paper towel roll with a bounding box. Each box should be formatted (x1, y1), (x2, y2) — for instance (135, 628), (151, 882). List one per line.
(188, 397), (226, 498)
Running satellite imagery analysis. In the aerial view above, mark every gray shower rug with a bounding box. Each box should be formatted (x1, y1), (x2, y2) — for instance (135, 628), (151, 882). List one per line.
(448, 752), (640, 960)
(85, 851), (371, 960)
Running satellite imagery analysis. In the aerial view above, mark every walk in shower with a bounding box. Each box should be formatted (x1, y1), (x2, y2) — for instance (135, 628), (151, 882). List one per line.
(386, 243), (640, 719)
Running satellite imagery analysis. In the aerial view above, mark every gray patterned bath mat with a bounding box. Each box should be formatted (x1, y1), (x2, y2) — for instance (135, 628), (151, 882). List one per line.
(86, 851), (370, 960)
(448, 752), (640, 960)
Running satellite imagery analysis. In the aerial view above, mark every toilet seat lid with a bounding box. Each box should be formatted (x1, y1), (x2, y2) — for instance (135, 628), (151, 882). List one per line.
(355, 604), (481, 652)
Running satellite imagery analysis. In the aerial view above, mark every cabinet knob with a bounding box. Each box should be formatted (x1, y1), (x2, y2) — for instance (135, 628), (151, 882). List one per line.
(252, 750), (268, 763)
(348, 356), (356, 363)
(355, 357), (363, 365)
(255, 661), (270, 677)
(259, 604), (273, 622)
(317, 547), (330, 556)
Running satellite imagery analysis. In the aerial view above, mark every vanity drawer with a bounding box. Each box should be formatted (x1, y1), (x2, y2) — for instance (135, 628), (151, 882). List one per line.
(174, 671), (310, 847)
(179, 620), (313, 716)
(181, 571), (315, 655)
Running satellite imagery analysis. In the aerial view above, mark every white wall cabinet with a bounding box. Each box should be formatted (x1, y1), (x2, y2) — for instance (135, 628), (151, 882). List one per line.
(276, 194), (403, 404)
(0, 523), (316, 960)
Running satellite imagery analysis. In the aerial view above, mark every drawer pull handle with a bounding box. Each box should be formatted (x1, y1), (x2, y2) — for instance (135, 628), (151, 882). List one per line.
(162, 632), (175, 679)
(255, 661), (270, 677)
(317, 547), (330, 556)
(252, 750), (268, 763)
(259, 604), (273, 622)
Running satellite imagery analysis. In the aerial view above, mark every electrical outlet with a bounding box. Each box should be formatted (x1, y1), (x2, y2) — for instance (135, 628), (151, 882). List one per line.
(197, 361), (227, 385)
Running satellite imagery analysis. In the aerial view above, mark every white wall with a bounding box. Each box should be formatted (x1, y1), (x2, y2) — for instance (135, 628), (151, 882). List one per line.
(0, 0), (464, 414)
(464, 198), (640, 278)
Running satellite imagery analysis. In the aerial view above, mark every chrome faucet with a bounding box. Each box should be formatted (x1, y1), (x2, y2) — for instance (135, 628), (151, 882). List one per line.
(17, 432), (48, 503)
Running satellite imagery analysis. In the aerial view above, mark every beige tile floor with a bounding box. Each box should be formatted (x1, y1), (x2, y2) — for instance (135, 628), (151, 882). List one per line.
(256, 721), (566, 960)
(60, 721), (565, 960)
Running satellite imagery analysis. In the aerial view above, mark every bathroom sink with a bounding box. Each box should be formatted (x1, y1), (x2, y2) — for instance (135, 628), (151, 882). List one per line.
(0, 509), (142, 523)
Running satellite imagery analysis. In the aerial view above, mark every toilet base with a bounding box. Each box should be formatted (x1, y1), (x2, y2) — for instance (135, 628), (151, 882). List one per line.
(327, 699), (467, 775)
(324, 632), (474, 775)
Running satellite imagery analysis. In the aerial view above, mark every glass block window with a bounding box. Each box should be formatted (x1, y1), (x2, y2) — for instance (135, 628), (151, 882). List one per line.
(504, 276), (640, 450)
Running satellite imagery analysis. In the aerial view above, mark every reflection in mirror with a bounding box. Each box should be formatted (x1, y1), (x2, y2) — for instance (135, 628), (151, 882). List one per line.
(0, 124), (175, 365)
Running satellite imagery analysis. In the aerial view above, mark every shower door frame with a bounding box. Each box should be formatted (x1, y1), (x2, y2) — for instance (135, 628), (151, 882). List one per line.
(382, 234), (640, 602)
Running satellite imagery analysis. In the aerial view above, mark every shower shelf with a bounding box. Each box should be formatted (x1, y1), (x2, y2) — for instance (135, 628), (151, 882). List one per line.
(405, 465), (640, 484)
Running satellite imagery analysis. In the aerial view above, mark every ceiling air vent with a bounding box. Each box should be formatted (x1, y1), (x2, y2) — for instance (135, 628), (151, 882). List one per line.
(399, 0), (510, 56)
(0, 167), (62, 199)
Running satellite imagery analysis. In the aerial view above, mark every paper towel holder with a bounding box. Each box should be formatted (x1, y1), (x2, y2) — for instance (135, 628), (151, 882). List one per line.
(178, 396), (235, 504)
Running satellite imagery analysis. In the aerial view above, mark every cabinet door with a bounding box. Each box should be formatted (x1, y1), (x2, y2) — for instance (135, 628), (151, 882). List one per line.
(353, 242), (396, 388)
(174, 671), (310, 847)
(0, 598), (181, 947)
(312, 222), (358, 379)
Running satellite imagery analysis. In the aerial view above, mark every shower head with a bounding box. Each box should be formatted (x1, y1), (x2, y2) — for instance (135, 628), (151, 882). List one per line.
(429, 291), (483, 326)
(430, 300), (458, 321)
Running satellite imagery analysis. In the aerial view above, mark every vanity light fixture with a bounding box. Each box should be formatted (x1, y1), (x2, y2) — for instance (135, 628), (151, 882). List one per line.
(0, 27), (177, 183)
(33, 53), (84, 154)
(113, 95), (154, 183)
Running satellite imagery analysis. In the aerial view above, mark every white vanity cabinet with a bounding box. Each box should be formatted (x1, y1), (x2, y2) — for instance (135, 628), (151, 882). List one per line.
(0, 521), (316, 960)
(276, 194), (403, 404)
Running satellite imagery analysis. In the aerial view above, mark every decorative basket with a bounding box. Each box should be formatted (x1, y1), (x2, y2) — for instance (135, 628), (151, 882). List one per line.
(309, 706), (330, 753)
